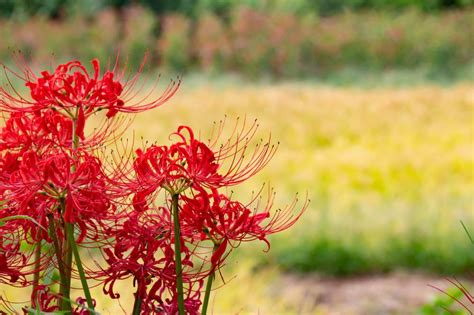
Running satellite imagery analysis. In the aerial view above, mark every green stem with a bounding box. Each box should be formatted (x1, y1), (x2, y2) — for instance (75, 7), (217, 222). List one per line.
(132, 282), (143, 315)
(172, 193), (185, 315)
(31, 235), (42, 305)
(59, 198), (73, 312)
(66, 222), (95, 312)
(201, 244), (219, 315)
(201, 270), (215, 315)
(63, 234), (73, 311)
(47, 215), (71, 313)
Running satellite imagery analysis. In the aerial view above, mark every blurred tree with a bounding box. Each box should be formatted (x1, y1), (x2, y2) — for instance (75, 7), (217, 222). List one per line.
(0, 0), (15, 17)
(9, 0), (68, 20)
(1, 0), (473, 21)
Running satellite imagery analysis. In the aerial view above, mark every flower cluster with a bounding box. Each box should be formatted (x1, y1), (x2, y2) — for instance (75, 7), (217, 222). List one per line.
(0, 58), (306, 314)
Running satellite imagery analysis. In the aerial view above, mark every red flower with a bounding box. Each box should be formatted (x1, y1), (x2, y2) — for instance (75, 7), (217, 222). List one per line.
(100, 210), (174, 300)
(0, 231), (27, 285)
(73, 297), (97, 315)
(181, 188), (307, 267)
(1, 150), (112, 241)
(0, 110), (72, 152)
(0, 57), (180, 118)
(145, 279), (203, 315)
(27, 285), (59, 313)
(132, 126), (222, 195)
(130, 122), (276, 198)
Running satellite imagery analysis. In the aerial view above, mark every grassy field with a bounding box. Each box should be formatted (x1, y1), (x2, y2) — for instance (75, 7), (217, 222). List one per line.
(1, 79), (473, 313)
(127, 80), (474, 272)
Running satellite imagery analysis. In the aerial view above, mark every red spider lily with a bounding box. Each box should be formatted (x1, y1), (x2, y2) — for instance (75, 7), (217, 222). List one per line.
(1, 109), (131, 158)
(0, 57), (180, 118)
(130, 123), (276, 198)
(180, 187), (307, 267)
(1, 150), (112, 241)
(0, 232), (27, 285)
(100, 210), (172, 299)
(144, 279), (203, 315)
(0, 110), (73, 152)
(27, 285), (59, 313)
(23, 287), (97, 314)
(205, 118), (277, 186)
(99, 209), (198, 303)
(74, 297), (97, 315)
(132, 126), (221, 195)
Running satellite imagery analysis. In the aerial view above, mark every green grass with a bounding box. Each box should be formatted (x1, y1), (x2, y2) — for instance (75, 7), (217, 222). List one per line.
(273, 230), (474, 276)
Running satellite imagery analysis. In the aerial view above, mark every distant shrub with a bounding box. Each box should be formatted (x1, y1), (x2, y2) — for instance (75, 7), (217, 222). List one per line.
(194, 13), (231, 72)
(157, 13), (191, 72)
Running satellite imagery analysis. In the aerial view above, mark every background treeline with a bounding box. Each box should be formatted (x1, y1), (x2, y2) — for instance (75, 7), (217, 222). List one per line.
(1, 0), (473, 18)
(1, 1), (473, 79)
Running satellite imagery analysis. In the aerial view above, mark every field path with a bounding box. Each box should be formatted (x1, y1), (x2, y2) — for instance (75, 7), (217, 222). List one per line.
(276, 272), (473, 314)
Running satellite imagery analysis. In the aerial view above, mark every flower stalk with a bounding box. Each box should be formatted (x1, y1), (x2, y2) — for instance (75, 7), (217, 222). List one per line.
(66, 222), (95, 312)
(172, 193), (185, 315)
(31, 235), (42, 304)
(201, 243), (219, 315)
(47, 214), (71, 313)
(132, 283), (143, 315)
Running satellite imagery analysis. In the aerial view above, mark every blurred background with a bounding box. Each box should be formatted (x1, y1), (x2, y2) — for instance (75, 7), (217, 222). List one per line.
(1, 0), (473, 314)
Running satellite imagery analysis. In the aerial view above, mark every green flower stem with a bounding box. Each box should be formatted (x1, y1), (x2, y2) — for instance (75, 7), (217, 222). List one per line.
(202, 272), (214, 315)
(172, 193), (185, 315)
(47, 215), (71, 313)
(31, 235), (42, 305)
(201, 244), (219, 315)
(66, 222), (95, 312)
(58, 198), (73, 312)
(132, 283), (143, 315)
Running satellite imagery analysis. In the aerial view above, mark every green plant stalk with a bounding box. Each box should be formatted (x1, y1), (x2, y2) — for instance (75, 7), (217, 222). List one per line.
(172, 193), (185, 315)
(132, 282), (143, 315)
(201, 273), (214, 315)
(47, 215), (71, 313)
(201, 244), (219, 315)
(66, 222), (95, 312)
(59, 198), (73, 311)
(31, 236), (42, 305)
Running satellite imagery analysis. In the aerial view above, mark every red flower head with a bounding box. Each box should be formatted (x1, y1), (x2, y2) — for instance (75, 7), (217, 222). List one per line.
(100, 209), (200, 305)
(132, 126), (222, 195)
(0, 56), (180, 118)
(0, 230), (27, 285)
(1, 150), (112, 242)
(130, 121), (276, 203)
(27, 285), (59, 313)
(0, 110), (72, 152)
(144, 279), (203, 315)
(181, 188), (308, 267)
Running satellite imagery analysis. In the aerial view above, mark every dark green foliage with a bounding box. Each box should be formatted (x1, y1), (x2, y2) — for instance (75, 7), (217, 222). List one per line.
(1, 0), (473, 19)
(274, 233), (474, 276)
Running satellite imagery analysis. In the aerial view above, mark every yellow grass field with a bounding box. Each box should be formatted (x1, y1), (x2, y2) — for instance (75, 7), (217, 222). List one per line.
(1, 82), (473, 314)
